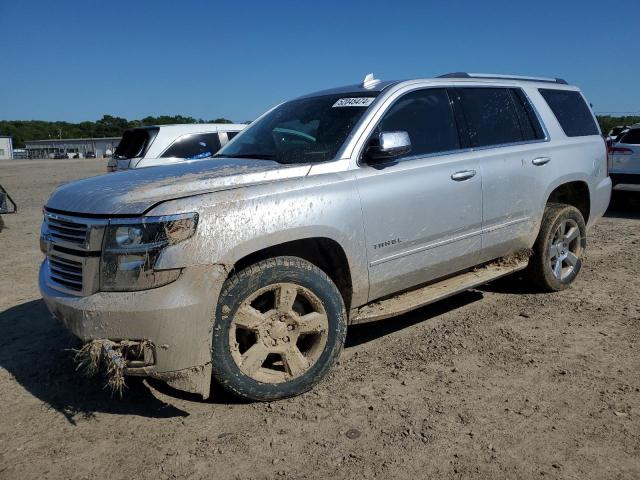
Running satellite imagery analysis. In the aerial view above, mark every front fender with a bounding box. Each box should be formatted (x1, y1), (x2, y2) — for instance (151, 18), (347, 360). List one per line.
(147, 173), (370, 308)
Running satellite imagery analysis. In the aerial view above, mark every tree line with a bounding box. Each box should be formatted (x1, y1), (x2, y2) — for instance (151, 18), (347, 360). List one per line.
(1, 114), (639, 148)
(596, 115), (640, 137)
(0, 115), (236, 148)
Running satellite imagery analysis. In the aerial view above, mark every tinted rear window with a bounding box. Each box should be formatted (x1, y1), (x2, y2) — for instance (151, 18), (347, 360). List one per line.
(455, 88), (524, 147)
(538, 89), (599, 137)
(161, 132), (222, 159)
(619, 129), (640, 145)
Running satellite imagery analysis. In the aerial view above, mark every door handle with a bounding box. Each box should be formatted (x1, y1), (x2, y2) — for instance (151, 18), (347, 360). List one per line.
(532, 157), (551, 166)
(451, 169), (477, 181)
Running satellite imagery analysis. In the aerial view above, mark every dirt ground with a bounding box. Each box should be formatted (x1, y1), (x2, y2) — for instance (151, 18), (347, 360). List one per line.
(1, 158), (639, 480)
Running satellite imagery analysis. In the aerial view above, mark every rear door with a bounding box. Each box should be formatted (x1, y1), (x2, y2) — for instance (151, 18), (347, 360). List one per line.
(451, 87), (551, 262)
(355, 88), (483, 300)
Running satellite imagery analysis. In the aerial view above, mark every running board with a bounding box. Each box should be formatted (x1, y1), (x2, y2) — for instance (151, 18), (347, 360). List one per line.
(350, 258), (529, 324)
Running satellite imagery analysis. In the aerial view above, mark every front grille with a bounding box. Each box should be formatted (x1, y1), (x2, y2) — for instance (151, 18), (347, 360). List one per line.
(46, 216), (88, 245)
(42, 212), (106, 296)
(48, 254), (83, 292)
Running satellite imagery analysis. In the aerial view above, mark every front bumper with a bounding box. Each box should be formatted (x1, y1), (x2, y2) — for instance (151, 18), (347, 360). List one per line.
(39, 261), (228, 394)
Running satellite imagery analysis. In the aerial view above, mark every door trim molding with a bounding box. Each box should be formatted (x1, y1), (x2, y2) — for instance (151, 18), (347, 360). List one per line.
(369, 216), (530, 267)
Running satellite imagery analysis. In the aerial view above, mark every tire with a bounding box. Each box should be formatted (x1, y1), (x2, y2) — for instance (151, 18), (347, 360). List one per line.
(211, 256), (347, 401)
(526, 203), (587, 291)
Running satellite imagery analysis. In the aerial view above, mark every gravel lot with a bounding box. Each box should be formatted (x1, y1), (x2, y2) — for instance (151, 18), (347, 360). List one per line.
(0, 158), (639, 479)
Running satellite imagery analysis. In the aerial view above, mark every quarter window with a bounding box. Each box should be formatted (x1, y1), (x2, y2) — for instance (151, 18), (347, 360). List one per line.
(161, 132), (222, 159)
(376, 88), (460, 158)
(538, 89), (599, 137)
(454, 88), (524, 147)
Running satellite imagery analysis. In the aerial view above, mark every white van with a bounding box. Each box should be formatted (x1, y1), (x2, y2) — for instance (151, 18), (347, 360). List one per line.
(107, 123), (246, 171)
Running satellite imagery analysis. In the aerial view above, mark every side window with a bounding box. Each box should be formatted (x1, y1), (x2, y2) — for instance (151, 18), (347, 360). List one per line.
(227, 131), (239, 141)
(455, 88), (523, 147)
(161, 132), (222, 159)
(510, 89), (546, 141)
(538, 89), (599, 137)
(376, 88), (460, 158)
(619, 129), (640, 145)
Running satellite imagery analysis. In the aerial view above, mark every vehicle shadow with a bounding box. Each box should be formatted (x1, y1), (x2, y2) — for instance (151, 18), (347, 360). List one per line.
(0, 288), (493, 412)
(0, 299), (189, 424)
(605, 191), (640, 220)
(346, 290), (483, 348)
(475, 271), (543, 295)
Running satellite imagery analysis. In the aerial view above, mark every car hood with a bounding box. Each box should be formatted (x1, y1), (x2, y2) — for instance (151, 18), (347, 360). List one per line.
(46, 158), (311, 215)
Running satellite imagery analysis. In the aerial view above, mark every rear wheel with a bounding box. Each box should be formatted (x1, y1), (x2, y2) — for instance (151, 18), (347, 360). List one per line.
(211, 256), (347, 401)
(527, 204), (586, 291)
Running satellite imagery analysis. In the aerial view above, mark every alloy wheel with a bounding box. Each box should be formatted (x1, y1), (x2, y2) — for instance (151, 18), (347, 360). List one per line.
(229, 283), (329, 384)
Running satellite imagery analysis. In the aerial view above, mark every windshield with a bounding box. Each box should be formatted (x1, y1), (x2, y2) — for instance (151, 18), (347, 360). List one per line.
(215, 93), (378, 164)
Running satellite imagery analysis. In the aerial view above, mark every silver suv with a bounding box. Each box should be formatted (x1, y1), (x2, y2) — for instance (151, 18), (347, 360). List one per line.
(39, 73), (611, 401)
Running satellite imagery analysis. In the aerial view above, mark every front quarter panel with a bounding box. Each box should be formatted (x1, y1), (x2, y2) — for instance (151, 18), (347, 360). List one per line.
(148, 172), (370, 308)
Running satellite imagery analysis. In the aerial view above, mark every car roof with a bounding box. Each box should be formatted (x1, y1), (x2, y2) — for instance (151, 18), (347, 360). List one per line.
(298, 73), (579, 100)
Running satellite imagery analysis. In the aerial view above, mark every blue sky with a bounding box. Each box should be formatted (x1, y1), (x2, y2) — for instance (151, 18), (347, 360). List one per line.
(1, 0), (638, 122)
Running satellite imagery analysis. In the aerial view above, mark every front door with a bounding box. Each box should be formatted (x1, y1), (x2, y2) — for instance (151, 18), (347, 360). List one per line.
(355, 88), (483, 301)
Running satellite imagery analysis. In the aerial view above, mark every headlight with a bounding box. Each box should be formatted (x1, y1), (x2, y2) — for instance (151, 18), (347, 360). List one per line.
(100, 213), (198, 291)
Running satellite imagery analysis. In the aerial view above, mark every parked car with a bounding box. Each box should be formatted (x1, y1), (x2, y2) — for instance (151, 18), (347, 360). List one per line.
(53, 152), (67, 159)
(85, 151), (97, 158)
(608, 124), (640, 191)
(39, 73), (611, 401)
(607, 125), (629, 143)
(106, 123), (246, 172)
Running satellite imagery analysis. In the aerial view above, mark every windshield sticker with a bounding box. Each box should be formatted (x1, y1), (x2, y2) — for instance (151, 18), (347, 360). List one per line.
(332, 97), (375, 108)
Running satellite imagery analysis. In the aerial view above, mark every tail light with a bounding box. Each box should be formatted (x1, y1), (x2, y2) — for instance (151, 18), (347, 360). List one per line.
(608, 146), (633, 155)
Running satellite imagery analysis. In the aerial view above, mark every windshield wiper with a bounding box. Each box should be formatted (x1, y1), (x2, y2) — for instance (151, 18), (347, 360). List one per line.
(213, 153), (276, 160)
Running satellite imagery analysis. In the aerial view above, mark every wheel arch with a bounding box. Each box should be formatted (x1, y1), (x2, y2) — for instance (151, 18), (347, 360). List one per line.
(222, 231), (359, 312)
(545, 179), (591, 223)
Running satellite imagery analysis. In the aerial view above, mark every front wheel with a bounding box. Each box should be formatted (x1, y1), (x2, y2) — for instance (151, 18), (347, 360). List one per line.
(526, 203), (587, 291)
(211, 256), (347, 401)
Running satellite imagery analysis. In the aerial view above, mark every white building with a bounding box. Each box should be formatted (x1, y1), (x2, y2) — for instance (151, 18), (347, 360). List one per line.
(24, 137), (121, 158)
(0, 136), (13, 160)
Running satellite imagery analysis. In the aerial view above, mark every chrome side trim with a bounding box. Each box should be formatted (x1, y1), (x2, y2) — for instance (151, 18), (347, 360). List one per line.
(481, 216), (530, 233)
(370, 229), (482, 267)
(369, 216), (530, 267)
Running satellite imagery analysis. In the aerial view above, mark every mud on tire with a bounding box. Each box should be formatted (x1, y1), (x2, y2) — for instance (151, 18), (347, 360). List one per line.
(211, 256), (347, 401)
(526, 203), (587, 292)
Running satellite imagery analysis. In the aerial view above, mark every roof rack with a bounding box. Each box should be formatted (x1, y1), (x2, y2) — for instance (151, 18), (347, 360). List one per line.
(437, 72), (568, 85)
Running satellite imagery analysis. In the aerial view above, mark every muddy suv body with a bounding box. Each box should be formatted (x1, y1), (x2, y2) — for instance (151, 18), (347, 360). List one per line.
(40, 73), (611, 400)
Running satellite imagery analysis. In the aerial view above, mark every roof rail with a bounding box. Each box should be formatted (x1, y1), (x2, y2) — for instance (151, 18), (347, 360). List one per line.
(437, 72), (568, 85)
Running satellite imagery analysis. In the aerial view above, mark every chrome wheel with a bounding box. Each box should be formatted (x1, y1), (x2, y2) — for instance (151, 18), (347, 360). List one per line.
(229, 283), (329, 384)
(548, 218), (581, 281)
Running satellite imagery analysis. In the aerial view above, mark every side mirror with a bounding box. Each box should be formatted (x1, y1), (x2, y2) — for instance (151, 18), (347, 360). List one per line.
(365, 131), (411, 162)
